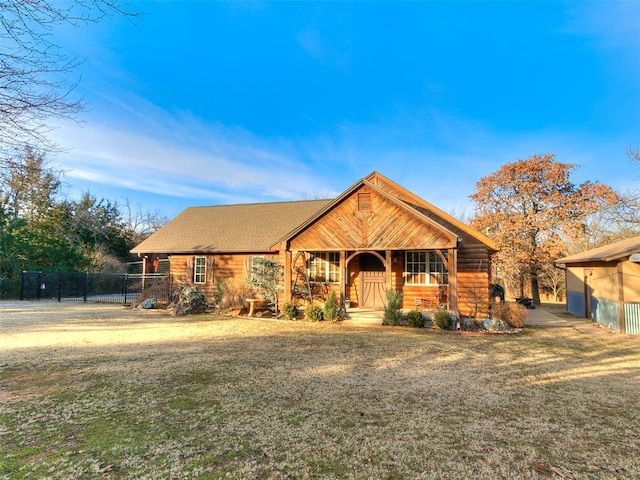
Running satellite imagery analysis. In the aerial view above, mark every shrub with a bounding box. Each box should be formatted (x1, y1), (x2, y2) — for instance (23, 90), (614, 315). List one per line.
(460, 318), (480, 331)
(382, 289), (403, 326)
(211, 279), (226, 307)
(172, 285), (208, 316)
(323, 291), (339, 322)
(221, 279), (256, 310)
(305, 304), (323, 322)
(491, 302), (527, 328)
(406, 309), (424, 328)
(247, 257), (284, 313)
(282, 301), (298, 321)
(432, 310), (453, 329)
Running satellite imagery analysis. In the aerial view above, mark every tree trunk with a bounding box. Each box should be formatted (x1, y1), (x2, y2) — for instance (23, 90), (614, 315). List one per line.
(530, 272), (541, 305)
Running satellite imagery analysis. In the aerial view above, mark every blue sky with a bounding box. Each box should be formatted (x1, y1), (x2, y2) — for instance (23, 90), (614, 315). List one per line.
(50, 1), (639, 218)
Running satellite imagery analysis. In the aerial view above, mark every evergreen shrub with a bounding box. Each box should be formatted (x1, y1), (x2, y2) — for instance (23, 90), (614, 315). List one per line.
(282, 301), (298, 320)
(406, 309), (425, 328)
(433, 310), (452, 329)
(382, 289), (403, 326)
(323, 291), (339, 322)
(305, 304), (323, 322)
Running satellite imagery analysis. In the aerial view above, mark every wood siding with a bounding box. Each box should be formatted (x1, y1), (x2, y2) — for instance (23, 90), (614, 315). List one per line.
(366, 175), (494, 318)
(290, 186), (456, 251)
(456, 239), (491, 318)
(169, 253), (276, 301)
(163, 174), (495, 319)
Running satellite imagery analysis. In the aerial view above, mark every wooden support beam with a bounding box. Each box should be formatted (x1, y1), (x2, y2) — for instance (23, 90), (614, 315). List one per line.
(385, 250), (393, 293)
(339, 250), (346, 306)
(283, 246), (292, 303)
(448, 248), (458, 313)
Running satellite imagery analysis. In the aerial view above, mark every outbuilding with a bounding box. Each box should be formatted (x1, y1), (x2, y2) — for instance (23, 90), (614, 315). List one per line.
(555, 235), (640, 334)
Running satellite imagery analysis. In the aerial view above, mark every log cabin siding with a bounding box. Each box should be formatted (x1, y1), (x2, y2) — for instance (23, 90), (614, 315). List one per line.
(136, 172), (497, 319)
(456, 271), (490, 318)
(290, 186), (455, 251)
(169, 253), (276, 301)
(455, 239), (491, 317)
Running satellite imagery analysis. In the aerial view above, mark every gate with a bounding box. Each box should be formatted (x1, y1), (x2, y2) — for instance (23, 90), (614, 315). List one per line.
(20, 271), (171, 304)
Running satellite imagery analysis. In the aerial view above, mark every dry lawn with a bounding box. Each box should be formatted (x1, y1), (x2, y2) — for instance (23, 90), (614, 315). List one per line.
(1, 302), (639, 479)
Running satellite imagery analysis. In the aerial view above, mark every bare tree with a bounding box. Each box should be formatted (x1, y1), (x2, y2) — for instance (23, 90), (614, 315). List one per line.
(572, 146), (640, 249)
(120, 197), (168, 244)
(538, 263), (565, 303)
(0, 0), (135, 154)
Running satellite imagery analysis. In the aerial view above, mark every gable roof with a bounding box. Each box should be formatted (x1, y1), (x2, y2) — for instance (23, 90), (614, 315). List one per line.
(132, 171), (498, 256)
(131, 199), (331, 254)
(365, 171), (499, 251)
(275, 175), (460, 249)
(555, 235), (640, 265)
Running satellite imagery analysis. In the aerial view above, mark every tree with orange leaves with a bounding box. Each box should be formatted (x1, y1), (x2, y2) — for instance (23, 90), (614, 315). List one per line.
(470, 153), (618, 305)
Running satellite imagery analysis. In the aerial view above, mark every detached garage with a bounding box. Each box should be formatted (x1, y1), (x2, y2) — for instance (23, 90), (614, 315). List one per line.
(556, 235), (640, 335)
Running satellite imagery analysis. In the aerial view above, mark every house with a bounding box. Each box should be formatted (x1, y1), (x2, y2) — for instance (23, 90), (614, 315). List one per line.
(555, 235), (640, 335)
(131, 172), (499, 318)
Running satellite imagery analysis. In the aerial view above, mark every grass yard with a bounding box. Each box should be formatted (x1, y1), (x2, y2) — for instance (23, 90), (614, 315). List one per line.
(1, 302), (639, 479)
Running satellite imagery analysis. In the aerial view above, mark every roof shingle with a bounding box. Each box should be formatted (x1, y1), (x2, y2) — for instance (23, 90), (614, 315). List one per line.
(131, 199), (331, 254)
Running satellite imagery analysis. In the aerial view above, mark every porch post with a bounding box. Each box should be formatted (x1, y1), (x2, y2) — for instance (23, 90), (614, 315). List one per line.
(385, 250), (393, 293)
(142, 254), (148, 293)
(339, 250), (346, 306)
(448, 248), (458, 313)
(283, 243), (292, 303)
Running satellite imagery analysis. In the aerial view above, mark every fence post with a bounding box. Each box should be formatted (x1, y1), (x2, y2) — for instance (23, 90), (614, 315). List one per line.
(58, 272), (62, 302)
(123, 275), (128, 305)
(20, 271), (25, 300)
(37, 271), (42, 300)
(83, 273), (88, 303)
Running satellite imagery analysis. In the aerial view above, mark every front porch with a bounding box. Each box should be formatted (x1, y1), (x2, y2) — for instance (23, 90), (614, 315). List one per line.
(284, 248), (458, 312)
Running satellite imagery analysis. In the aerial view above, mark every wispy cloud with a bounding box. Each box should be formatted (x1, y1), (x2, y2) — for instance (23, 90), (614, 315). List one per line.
(50, 96), (342, 205)
(563, 2), (640, 50)
(50, 82), (637, 218)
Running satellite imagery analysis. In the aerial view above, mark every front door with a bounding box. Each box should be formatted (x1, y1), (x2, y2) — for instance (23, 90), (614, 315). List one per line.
(360, 253), (386, 308)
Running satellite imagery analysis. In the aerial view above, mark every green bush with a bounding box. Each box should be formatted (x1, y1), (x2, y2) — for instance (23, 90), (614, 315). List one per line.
(282, 301), (298, 320)
(212, 279), (226, 307)
(382, 289), (403, 326)
(323, 290), (339, 322)
(432, 310), (452, 329)
(305, 304), (323, 322)
(406, 309), (424, 328)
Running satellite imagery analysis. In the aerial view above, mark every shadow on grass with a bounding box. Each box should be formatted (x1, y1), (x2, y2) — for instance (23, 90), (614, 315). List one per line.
(2, 304), (640, 479)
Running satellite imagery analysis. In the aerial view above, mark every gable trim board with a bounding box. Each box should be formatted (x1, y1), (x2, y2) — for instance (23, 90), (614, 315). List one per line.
(132, 172), (498, 317)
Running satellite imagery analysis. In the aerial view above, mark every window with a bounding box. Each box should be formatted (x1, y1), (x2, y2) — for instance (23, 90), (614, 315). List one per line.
(405, 251), (448, 285)
(248, 256), (265, 281)
(193, 256), (207, 284)
(308, 252), (340, 283)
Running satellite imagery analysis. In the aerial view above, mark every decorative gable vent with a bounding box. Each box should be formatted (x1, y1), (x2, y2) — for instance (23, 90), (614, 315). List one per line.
(358, 192), (371, 211)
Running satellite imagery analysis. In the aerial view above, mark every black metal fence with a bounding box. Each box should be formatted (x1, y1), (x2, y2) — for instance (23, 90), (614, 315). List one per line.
(20, 271), (172, 304)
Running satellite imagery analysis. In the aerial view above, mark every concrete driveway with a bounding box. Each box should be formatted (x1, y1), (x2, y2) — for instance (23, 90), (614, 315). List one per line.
(525, 306), (610, 335)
